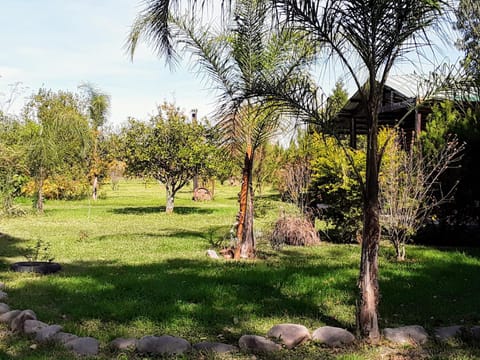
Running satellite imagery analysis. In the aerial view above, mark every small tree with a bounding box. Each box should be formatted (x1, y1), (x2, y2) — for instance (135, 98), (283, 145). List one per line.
(123, 102), (215, 213)
(23, 89), (91, 212)
(79, 83), (111, 200)
(379, 128), (464, 260)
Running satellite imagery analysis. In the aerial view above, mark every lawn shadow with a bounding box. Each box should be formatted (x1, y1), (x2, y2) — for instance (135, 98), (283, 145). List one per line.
(111, 206), (215, 215)
(6, 256), (353, 344)
(0, 233), (30, 270)
(379, 248), (480, 329)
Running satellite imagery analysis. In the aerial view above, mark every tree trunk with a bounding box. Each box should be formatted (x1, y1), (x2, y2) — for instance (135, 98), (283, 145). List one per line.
(211, 178), (215, 198)
(92, 176), (98, 200)
(234, 146), (254, 259)
(36, 168), (45, 213)
(165, 183), (175, 214)
(92, 130), (99, 201)
(396, 243), (406, 261)
(242, 171), (256, 257)
(357, 108), (381, 342)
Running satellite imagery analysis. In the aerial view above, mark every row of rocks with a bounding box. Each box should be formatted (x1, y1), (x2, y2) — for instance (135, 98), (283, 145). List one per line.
(0, 307), (100, 356)
(107, 323), (355, 355)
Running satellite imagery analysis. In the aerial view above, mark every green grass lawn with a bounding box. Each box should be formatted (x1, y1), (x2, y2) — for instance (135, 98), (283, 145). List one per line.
(1, 180), (480, 359)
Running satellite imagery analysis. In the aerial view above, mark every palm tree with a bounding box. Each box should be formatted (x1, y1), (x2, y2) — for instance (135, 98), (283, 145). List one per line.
(127, 0), (315, 258)
(269, 0), (446, 340)
(79, 83), (110, 200)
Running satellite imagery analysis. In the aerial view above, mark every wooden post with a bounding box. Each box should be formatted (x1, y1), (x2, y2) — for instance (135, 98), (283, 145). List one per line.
(350, 117), (357, 149)
(415, 111), (422, 137)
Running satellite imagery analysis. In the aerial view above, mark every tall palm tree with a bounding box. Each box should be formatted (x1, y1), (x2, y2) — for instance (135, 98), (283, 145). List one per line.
(270, 0), (446, 340)
(127, 0), (316, 258)
(80, 83), (110, 200)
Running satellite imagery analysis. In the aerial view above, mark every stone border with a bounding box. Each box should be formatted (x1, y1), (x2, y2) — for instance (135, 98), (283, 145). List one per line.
(1, 281), (479, 357)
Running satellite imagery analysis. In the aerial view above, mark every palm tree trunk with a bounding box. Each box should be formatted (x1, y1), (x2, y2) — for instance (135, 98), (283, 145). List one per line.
(357, 109), (381, 342)
(241, 169), (255, 258)
(234, 145), (254, 259)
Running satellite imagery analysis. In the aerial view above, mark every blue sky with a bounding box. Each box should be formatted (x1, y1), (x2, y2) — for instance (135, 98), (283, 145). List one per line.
(0, 1), (463, 128)
(0, 0), (217, 126)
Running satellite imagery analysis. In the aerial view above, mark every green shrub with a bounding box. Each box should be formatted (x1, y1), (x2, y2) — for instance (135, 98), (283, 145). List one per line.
(309, 133), (365, 243)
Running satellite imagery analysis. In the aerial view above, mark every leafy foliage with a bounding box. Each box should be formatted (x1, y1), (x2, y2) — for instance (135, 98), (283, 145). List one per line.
(0, 117), (28, 215)
(456, 0), (480, 82)
(422, 100), (480, 227)
(309, 133), (365, 243)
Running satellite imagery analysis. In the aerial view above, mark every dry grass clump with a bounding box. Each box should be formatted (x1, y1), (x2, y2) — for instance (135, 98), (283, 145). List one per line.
(270, 214), (320, 249)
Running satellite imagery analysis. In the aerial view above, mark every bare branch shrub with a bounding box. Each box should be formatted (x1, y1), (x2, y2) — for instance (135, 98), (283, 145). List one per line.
(281, 157), (311, 212)
(379, 128), (464, 260)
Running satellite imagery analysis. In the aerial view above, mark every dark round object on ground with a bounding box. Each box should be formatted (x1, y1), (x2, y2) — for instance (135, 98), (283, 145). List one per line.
(10, 261), (61, 274)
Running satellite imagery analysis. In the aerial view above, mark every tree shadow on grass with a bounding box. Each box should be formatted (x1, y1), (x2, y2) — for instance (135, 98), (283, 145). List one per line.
(5, 257), (354, 345)
(379, 249), (480, 329)
(111, 206), (215, 215)
(0, 233), (29, 271)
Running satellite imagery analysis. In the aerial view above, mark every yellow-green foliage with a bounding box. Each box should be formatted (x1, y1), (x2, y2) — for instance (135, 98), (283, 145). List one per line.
(309, 133), (365, 242)
(22, 175), (90, 200)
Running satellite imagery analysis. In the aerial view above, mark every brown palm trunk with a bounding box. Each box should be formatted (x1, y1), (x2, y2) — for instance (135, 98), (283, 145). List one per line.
(234, 145), (254, 259)
(357, 107), (381, 342)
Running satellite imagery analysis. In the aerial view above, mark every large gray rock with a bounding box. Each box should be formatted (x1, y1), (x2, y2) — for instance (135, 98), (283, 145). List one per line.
(193, 341), (237, 353)
(137, 335), (191, 355)
(434, 326), (463, 341)
(0, 282), (5, 290)
(64, 337), (99, 356)
(24, 320), (48, 335)
(35, 324), (63, 343)
(0, 290), (7, 301)
(0, 310), (21, 324)
(312, 326), (355, 347)
(238, 335), (282, 353)
(110, 337), (138, 351)
(383, 325), (428, 345)
(53, 332), (79, 345)
(10, 309), (37, 333)
(0, 303), (10, 315)
(267, 323), (311, 349)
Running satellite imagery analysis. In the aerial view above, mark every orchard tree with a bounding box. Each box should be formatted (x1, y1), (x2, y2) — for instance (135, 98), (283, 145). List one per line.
(122, 102), (216, 213)
(23, 89), (91, 212)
